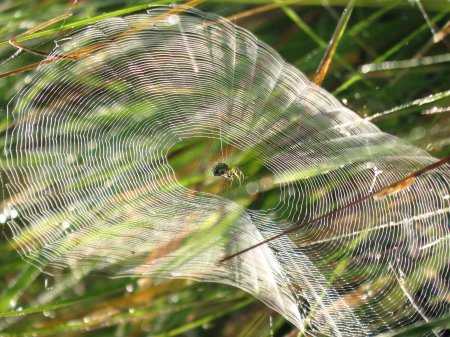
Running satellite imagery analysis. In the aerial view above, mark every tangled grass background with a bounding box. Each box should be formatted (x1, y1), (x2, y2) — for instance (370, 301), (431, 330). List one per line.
(0, 1), (449, 337)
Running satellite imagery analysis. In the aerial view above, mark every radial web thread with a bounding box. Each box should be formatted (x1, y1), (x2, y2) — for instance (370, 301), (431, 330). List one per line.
(3, 6), (450, 336)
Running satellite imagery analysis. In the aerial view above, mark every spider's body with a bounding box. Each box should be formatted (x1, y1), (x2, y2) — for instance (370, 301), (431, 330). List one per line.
(212, 162), (244, 184)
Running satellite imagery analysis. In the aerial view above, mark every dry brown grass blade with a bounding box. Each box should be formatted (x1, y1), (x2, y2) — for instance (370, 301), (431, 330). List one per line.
(226, 0), (309, 23)
(219, 154), (450, 263)
(0, 60), (47, 79)
(373, 177), (416, 200)
(312, 0), (355, 85)
(0, 0), (203, 79)
(18, 11), (73, 38)
(34, 280), (183, 331)
(0, 47), (85, 79)
(433, 20), (450, 46)
(8, 39), (50, 58)
(227, 4), (280, 22)
(7, 12), (74, 58)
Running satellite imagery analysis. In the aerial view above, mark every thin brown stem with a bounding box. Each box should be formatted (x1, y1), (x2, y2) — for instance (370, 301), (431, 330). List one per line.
(17, 12), (73, 37)
(219, 155), (450, 263)
(226, 0), (308, 23)
(5, 11), (74, 58)
(8, 39), (49, 58)
(227, 4), (280, 22)
(0, 0), (203, 79)
(312, 0), (355, 85)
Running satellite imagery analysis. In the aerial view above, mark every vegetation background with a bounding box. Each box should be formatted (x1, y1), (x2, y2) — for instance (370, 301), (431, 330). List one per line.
(0, 0), (449, 336)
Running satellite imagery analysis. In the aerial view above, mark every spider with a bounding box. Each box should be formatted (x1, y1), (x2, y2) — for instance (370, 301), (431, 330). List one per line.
(212, 162), (245, 184)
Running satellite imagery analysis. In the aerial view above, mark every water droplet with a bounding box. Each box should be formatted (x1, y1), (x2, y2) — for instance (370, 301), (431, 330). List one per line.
(61, 221), (71, 231)
(44, 278), (53, 290)
(365, 162), (375, 169)
(9, 208), (18, 219)
(169, 294), (179, 303)
(43, 310), (55, 318)
(269, 315), (274, 337)
(23, 75), (32, 84)
(9, 299), (17, 308)
(167, 14), (180, 25)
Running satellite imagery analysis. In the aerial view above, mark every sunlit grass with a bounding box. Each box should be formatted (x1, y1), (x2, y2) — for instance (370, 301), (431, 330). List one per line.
(0, 1), (449, 336)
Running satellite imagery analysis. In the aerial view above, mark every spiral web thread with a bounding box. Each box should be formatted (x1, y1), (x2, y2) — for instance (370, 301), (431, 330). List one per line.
(2, 6), (450, 336)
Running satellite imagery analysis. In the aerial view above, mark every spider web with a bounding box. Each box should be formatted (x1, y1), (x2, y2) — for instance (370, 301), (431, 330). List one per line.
(2, 6), (450, 336)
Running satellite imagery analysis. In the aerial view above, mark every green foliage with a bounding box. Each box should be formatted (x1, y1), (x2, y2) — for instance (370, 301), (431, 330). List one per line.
(0, 1), (449, 336)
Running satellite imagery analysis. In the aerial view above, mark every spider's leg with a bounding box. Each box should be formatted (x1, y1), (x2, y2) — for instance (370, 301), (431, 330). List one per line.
(224, 172), (229, 182)
(237, 168), (244, 185)
(231, 171), (237, 186)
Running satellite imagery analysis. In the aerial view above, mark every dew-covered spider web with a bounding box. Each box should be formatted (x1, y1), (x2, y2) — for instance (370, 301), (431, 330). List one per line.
(2, 6), (450, 336)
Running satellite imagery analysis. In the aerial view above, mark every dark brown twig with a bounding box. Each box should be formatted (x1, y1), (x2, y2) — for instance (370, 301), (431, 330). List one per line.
(219, 155), (450, 263)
